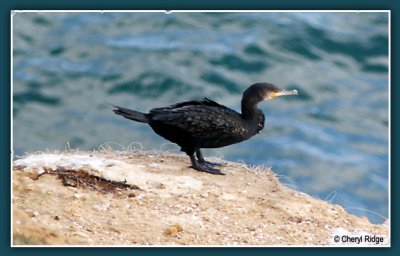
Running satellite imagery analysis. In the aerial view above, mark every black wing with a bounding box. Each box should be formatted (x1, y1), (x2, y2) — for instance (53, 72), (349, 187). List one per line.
(149, 98), (247, 140)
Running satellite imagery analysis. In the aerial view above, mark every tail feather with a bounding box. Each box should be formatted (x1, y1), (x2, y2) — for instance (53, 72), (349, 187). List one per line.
(113, 105), (148, 123)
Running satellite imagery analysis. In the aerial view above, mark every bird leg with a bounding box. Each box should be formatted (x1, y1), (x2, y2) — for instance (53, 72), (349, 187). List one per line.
(189, 153), (225, 175)
(195, 149), (223, 166)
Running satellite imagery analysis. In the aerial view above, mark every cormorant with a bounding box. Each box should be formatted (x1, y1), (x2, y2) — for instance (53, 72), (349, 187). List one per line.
(113, 83), (298, 175)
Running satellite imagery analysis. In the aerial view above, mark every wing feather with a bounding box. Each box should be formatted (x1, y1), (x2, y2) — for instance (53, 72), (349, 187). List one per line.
(149, 99), (245, 140)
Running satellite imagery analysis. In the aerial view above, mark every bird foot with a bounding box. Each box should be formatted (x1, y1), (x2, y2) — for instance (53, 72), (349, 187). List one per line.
(198, 159), (224, 167)
(191, 164), (225, 175)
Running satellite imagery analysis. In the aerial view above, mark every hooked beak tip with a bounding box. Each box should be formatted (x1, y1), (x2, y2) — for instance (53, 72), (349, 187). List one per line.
(275, 89), (298, 97)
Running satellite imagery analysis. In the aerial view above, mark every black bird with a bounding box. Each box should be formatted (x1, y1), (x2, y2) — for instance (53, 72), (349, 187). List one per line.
(113, 83), (298, 175)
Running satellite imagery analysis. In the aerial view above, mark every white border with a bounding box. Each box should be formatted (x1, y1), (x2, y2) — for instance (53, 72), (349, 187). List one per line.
(10, 8), (15, 248)
(10, 10), (391, 248)
(387, 10), (391, 244)
(12, 10), (390, 12)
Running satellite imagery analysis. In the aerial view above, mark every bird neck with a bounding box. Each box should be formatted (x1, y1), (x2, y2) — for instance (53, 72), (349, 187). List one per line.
(241, 97), (261, 119)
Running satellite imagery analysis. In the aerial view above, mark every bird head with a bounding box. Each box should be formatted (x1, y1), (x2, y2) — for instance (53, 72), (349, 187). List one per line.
(243, 83), (298, 103)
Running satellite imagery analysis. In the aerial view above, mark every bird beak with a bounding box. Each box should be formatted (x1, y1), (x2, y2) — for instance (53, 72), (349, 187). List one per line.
(271, 89), (298, 98)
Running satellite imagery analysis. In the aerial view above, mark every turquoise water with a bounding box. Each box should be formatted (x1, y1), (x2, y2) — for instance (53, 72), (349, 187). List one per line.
(12, 12), (389, 224)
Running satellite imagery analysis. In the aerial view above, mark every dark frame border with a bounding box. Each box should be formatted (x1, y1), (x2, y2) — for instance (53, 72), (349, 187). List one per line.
(3, 1), (397, 256)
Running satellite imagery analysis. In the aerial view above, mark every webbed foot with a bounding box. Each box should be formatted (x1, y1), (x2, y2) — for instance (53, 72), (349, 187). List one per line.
(191, 164), (225, 175)
(196, 149), (224, 167)
(189, 153), (225, 175)
(198, 159), (223, 166)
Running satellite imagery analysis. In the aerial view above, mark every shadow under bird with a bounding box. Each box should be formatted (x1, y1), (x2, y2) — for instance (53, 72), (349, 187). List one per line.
(113, 83), (298, 175)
